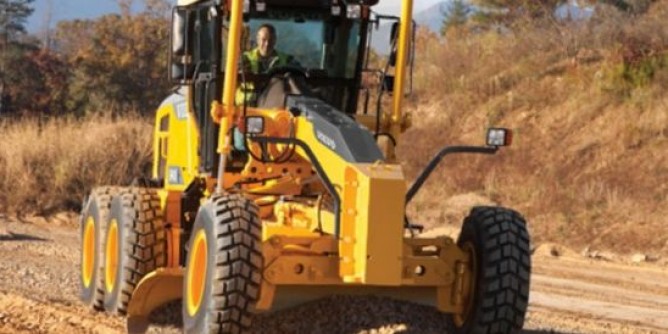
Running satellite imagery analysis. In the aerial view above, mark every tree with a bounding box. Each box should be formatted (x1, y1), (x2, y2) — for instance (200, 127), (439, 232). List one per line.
(54, 0), (172, 115)
(471, 0), (566, 26)
(441, 0), (473, 37)
(0, 0), (34, 39)
(471, 0), (656, 27)
(0, 0), (35, 114)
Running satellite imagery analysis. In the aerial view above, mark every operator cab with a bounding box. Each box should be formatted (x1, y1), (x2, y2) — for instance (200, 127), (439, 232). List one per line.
(171, 0), (376, 115)
(237, 7), (366, 114)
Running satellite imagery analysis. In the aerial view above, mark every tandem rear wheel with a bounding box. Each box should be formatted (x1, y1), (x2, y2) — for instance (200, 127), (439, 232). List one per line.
(102, 188), (167, 315)
(80, 186), (118, 310)
(79, 187), (166, 316)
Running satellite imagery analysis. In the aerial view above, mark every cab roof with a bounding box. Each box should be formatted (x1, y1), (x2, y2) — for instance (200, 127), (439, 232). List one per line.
(176, 0), (379, 7)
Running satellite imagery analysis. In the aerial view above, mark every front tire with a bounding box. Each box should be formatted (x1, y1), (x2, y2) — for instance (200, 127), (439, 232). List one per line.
(451, 206), (531, 334)
(183, 194), (263, 334)
(103, 187), (167, 314)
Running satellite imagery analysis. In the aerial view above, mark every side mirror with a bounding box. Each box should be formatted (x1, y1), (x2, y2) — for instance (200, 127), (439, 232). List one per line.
(383, 75), (395, 93)
(324, 21), (337, 45)
(390, 22), (399, 44)
(388, 51), (397, 67)
(170, 8), (195, 83)
(388, 22), (399, 67)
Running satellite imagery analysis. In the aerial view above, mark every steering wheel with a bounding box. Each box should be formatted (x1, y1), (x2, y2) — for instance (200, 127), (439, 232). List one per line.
(265, 65), (308, 78)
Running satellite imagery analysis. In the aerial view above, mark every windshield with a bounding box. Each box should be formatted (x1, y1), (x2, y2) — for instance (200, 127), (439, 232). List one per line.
(243, 11), (362, 79)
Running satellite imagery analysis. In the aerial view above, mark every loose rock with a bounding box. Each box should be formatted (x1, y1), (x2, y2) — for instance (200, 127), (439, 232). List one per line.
(631, 253), (647, 264)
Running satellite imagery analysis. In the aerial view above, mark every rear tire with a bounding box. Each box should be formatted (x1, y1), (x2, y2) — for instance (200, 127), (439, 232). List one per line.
(183, 194), (263, 334)
(450, 206), (531, 334)
(103, 187), (167, 314)
(80, 186), (118, 310)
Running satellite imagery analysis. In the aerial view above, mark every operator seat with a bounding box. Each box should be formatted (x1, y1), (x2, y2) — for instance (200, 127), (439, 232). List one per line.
(256, 73), (314, 109)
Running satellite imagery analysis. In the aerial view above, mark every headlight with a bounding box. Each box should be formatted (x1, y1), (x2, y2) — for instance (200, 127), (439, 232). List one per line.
(347, 5), (361, 19)
(486, 128), (513, 147)
(246, 116), (265, 135)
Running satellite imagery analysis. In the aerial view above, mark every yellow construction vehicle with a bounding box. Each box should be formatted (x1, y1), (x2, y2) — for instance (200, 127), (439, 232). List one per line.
(79, 0), (531, 333)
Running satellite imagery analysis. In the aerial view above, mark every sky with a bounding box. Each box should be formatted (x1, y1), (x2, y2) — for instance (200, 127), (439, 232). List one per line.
(374, 0), (444, 15)
(27, 0), (445, 32)
(27, 0), (140, 32)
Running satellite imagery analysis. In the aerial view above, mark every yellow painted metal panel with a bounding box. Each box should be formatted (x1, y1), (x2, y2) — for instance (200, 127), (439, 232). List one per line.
(354, 163), (406, 285)
(386, 0), (414, 161)
(263, 224), (321, 240)
(152, 103), (168, 180)
(152, 93), (199, 192)
(210, 0), (244, 192)
(126, 268), (184, 333)
(290, 117), (408, 285)
(340, 167), (358, 279)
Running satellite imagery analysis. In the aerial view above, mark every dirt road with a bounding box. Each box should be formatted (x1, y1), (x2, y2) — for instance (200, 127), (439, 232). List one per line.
(1, 216), (667, 334)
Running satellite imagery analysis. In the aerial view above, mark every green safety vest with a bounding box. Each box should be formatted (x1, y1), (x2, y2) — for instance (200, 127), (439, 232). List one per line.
(235, 49), (293, 105)
(242, 48), (293, 74)
(235, 83), (257, 106)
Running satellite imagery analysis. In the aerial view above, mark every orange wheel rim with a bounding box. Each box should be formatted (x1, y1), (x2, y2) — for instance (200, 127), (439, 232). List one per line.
(81, 217), (96, 287)
(453, 242), (477, 328)
(105, 220), (119, 293)
(187, 230), (208, 316)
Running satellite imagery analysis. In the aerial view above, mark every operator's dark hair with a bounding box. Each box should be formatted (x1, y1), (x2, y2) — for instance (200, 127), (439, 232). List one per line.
(258, 23), (276, 38)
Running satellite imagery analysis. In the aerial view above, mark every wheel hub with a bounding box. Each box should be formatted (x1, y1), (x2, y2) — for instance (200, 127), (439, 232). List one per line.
(187, 230), (208, 316)
(105, 220), (119, 293)
(82, 217), (96, 287)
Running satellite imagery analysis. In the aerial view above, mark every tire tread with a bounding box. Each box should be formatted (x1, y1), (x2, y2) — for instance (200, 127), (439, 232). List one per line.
(456, 206), (531, 334)
(207, 194), (262, 334)
(106, 187), (167, 315)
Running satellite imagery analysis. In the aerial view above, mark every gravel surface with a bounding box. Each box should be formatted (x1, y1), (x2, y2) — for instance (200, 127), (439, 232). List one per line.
(1, 216), (667, 334)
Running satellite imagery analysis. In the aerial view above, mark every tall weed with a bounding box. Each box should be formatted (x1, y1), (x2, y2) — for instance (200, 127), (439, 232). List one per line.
(0, 115), (152, 215)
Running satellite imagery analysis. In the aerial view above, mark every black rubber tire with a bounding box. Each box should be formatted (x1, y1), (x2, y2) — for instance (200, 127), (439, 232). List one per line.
(183, 194), (263, 334)
(450, 206), (531, 334)
(103, 187), (167, 315)
(80, 186), (118, 311)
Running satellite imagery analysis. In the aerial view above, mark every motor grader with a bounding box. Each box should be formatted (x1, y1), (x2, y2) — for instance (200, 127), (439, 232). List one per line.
(79, 0), (531, 333)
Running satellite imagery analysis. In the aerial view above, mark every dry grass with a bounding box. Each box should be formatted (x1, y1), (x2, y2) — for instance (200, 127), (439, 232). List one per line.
(400, 7), (668, 257)
(0, 115), (153, 215)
